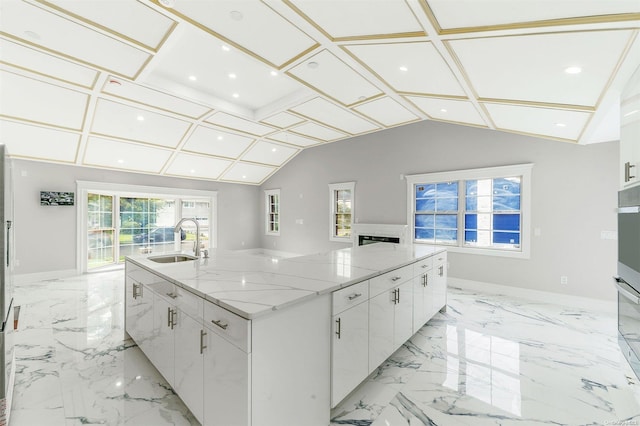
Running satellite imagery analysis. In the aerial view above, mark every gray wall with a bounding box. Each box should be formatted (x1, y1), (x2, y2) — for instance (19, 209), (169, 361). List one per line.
(260, 120), (619, 301)
(13, 160), (260, 275)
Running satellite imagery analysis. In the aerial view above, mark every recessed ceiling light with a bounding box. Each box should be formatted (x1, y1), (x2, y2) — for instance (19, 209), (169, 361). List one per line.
(117, 159), (124, 164)
(188, 75), (197, 81)
(217, 135), (223, 141)
(399, 66), (408, 72)
(190, 169), (196, 174)
(137, 115), (144, 121)
(24, 30), (41, 40)
(158, 0), (175, 8)
(230, 10), (243, 21)
(228, 73), (237, 79)
(271, 148), (277, 152)
(555, 122), (566, 127)
(307, 61), (319, 69)
(242, 175), (247, 179)
(222, 45), (230, 52)
(564, 66), (582, 74)
(440, 108), (447, 113)
(270, 70), (278, 77)
(232, 93), (239, 98)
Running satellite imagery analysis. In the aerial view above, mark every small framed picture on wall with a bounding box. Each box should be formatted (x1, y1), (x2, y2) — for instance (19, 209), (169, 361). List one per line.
(40, 191), (75, 206)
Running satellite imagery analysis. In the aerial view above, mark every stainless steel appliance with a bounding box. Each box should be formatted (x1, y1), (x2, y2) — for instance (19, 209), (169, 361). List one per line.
(0, 145), (15, 425)
(616, 185), (640, 380)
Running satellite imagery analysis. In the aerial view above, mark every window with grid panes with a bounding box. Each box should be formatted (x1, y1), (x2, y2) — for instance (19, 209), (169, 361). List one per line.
(265, 189), (280, 236)
(329, 182), (355, 242)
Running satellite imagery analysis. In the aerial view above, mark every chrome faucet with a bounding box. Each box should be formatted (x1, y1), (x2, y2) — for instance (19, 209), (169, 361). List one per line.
(174, 218), (201, 257)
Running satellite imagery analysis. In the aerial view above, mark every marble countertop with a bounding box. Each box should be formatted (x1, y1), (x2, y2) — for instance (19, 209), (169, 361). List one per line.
(126, 243), (445, 320)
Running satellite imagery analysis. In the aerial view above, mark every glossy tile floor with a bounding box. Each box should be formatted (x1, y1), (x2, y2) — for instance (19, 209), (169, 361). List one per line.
(9, 270), (640, 426)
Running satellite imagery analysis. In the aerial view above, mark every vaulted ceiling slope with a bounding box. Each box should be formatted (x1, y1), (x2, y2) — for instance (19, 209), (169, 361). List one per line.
(1, 0), (639, 185)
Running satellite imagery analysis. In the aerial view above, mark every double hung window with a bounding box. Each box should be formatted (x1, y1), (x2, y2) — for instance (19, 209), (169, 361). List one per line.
(329, 182), (355, 242)
(408, 164), (532, 258)
(265, 189), (280, 235)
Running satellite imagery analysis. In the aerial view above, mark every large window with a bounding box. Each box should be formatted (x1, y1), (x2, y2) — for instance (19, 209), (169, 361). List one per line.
(265, 189), (280, 236)
(329, 182), (355, 242)
(78, 182), (217, 272)
(407, 164), (532, 258)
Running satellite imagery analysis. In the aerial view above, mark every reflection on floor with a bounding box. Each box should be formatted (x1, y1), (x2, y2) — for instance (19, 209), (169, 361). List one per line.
(9, 270), (640, 426)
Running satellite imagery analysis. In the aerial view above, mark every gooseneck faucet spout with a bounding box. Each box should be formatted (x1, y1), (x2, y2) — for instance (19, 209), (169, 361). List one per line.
(174, 218), (201, 257)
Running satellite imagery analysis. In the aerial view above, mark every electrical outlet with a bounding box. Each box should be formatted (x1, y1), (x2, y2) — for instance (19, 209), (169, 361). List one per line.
(560, 276), (568, 285)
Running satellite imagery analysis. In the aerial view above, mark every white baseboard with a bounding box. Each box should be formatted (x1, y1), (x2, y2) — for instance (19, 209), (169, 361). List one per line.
(448, 277), (617, 315)
(14, 269), (79, 285)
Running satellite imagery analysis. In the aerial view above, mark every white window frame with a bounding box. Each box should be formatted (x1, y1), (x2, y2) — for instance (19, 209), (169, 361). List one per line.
(77, 181), (218, 273)
(329, 181), (355, 243)
(264, 189), (280, 236)
(406, 164), (533, 259)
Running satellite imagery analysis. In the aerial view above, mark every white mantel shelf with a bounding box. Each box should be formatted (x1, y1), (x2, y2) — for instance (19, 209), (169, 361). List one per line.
(126, 242), (443, 320)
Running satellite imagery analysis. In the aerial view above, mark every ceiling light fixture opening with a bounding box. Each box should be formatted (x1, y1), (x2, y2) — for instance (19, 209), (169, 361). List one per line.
(232, 93), (239, 98)
(555, 122), (566, 127)
(217, 136), (223, 141)
(117, 159), (124, 164)
(564, 66), (582, 74)
(190, 169), (196, 174)
(137, 115), (144, 121)
(230, 10), (243, 21)
(24, 30), (41, 40)
(399, 66), (408, 72)
(307, 61), (319, 69)
(270, 70), (278, 77)
(440, 108), (447, 113)
(242, 175), (247, 179)
(221, 45), (230, 52)
(188, 75), (197, 81)
(271, 148), (277, 152)
(228, 73), (237, 79)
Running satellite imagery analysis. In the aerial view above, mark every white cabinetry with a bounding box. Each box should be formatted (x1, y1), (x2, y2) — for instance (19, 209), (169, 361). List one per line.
(124, 273), (153, 354)
(412, 256), (434, 333)
(368, 264), (413, 373)
(331, 281), (369, 407)
(174, 308), (205, 424)
(620, 64), (640, 189)
(203, 300), (251, 426)
(431, 252), (448, 318)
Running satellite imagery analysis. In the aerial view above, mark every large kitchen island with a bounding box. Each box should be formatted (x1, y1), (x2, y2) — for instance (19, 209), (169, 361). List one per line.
(124, 243), (447, 426)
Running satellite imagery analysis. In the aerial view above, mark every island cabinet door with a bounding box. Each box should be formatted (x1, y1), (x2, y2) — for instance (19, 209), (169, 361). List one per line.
(151, 293), (175, 387)
(174, 309), (204, 425)
(202, 326), (250, 426)
(393, 281), (414, 348)
(331, 298), (368, 407)
(125, 276), (153, 354)
(368, 289), (395, 374)
(431, 252), (448, 318)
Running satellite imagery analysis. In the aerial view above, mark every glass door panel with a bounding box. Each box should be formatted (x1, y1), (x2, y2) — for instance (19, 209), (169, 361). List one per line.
(119, 197), (176, 261)
(87, 193), (115, 269)
(180, 200), (210, 252)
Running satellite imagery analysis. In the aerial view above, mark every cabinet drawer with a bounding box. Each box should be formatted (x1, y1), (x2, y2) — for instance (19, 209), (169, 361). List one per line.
(127, 263), (164, 287)
(369, 264), (413, 297)
(332, 281), (369, 315)
(413, 256), (433, 276)
(174, 286), (203, 320)
(204, 301), (251, 353)
(147, 278), (176, 303)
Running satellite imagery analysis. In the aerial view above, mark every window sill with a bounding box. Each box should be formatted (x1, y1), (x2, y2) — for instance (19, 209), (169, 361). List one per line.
(414, 241), (530, 259)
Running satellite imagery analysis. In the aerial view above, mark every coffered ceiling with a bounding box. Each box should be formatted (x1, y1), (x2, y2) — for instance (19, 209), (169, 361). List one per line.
(1, 0), (639, 184)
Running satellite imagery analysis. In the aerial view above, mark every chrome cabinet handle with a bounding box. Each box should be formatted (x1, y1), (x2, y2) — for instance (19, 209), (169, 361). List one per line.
(200, 329), (207, 354)
(439, 266), (444, 277)
(166, 292), (178, 299)
(347, 293), (362, 301)
(625, 162), (636, 182)
(422, 273), (428, 287)
(211, 319), (228, 330)
(133, 282), (142, 299)
(167, 307), (171, 327)
(170, 308), (177, 329)
(335, 317), (341, 339)
(391, 276), (402, 282)
(392, 288), (400, 304)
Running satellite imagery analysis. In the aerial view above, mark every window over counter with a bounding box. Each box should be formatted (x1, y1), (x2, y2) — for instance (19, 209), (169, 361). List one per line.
(329, 182), (355, 242)
(407, 164), (532, 258)
(265, 189), (280, 236)
(78, 181), (217, 273)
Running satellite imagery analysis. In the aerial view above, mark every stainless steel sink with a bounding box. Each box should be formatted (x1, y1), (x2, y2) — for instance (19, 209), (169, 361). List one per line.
(148, 254), (198, 263)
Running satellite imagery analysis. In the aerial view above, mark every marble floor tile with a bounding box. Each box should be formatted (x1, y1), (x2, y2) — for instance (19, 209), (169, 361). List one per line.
(8, 271), (640, 426)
